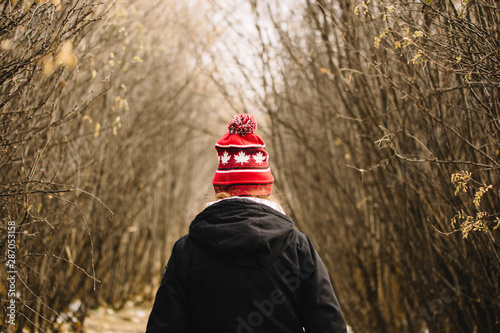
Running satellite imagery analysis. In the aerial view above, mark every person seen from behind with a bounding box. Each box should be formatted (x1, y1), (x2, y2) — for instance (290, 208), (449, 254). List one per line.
(146, 114), (347, 332)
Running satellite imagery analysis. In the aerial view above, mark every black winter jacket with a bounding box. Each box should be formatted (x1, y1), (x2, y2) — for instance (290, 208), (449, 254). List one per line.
(146, 198), (347, 333)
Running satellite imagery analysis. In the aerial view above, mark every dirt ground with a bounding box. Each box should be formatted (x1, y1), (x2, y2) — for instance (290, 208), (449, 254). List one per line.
(83, 302), (151, 333)
(82, 302), (354, 333)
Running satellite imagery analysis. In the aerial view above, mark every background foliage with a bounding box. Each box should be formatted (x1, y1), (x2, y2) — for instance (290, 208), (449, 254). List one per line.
(0, 0), (222, 331)
(207, 0), (499, 332)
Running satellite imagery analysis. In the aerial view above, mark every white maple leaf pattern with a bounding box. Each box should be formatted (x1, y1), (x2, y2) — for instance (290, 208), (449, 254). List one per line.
(220, 151), (231, 165)
(234, 151), (250, 165)
(253, 152), (267, 164)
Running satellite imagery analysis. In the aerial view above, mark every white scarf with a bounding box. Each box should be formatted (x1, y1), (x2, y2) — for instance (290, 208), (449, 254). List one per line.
(205, 196), (286, 215)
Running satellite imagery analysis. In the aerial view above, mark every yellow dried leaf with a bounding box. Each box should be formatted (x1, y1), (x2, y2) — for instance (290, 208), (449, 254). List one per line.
(413, 31), (424, 38)
(24, 2), (33, 12)
(114, 96), (123, 109)
(1, 39), (13, 50)
(319, 67), (331, 74)
(42, 56), (55, 76)
(56, 41), (77, 68)
(94, 123), (101, 138)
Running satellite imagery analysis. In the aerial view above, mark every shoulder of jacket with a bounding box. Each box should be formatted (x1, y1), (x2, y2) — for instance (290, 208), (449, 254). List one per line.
(292, 230), (319, 264)
(172, 234), (192, 253)
(293, 230), (312, 249)
(167, 235), (193, 282)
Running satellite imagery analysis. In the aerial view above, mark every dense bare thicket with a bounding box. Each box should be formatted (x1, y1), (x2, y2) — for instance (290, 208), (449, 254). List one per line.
(1, 1), (222, 331)
(207, 0), (499, 332)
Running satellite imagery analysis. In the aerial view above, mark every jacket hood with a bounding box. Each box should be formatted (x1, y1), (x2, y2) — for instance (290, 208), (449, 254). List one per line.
(188, 198), (295, 268)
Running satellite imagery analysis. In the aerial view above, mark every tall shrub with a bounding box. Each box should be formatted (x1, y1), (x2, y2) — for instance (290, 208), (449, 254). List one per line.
(206, 0), (499, 331)
(1, 0), (222, 331)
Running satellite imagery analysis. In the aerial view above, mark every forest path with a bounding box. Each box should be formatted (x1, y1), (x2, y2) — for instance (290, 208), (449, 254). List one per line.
(82, 302), (355, 333)
(83, 302), (151, 333)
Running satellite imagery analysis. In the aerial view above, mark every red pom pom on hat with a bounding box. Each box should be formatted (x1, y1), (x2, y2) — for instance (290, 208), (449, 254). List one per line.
(228, 114), (257, 136)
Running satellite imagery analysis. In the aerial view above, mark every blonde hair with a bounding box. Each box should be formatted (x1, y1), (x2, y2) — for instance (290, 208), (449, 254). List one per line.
(214, 191), (283, 205)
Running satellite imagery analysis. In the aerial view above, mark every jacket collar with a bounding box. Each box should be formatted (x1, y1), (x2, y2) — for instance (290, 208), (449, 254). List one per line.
(205, 196), (286, 215)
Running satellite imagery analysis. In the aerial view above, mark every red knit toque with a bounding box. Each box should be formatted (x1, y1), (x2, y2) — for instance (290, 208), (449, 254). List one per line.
(212, 114), (274, 196)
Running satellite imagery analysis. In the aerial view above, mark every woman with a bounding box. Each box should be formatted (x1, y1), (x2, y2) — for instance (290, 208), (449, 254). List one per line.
(146, 114), (347, 332)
